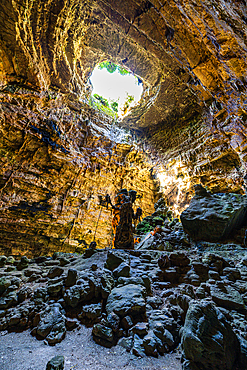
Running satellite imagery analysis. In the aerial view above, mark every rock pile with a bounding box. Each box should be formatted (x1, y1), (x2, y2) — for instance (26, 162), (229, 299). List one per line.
(0, 238), (247, 369)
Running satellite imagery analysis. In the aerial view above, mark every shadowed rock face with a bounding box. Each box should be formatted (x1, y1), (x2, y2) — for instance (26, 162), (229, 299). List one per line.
(181, 188), (247, 242)
(181, 300), (241, 370)
(0, 0), (247, 253)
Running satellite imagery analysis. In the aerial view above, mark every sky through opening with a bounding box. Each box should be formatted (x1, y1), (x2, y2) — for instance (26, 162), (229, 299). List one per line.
(90, 64), (143, 116)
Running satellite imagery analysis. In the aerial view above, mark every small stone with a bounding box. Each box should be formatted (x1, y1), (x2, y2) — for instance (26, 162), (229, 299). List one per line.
(92, 323), (114, 347)
(121, 315), (133, 330)
(146, 296), (163, 309)
(66, 318), (79, 330)
(242, 257), (247, 267)
(130, 322), (149, 337)
(132, 334), (145, 357)
(65, 269), (78, 287)
(118, 336), (133, 351)
(46, 355), (64, 370)
(208, 270), (220, 280)
(106, 312), (120, 332)
(222, 267), (241, 282)
(90, 263), (98, 271)
(169, 252), (190, 267)
(6, 256), (15, 265)
(113, 262), (130, 278)
(59, 257), (70, 267)
(48, 266), (64, 279)
(105, 250), (126, 271)
(162, 268), (179, 283)
(78, 303), (102, 321)
(195, 286), (206, 299)
(18, 286), (32, 303)
(5, 265), (16, 272)
(11, 277), (22, 287)
(47, 282), (63, 296)
(17, 256), (29, 271)
(0, 256), (7, 268)
(141, 275), (152, 296)
(158, 254), (170, 270)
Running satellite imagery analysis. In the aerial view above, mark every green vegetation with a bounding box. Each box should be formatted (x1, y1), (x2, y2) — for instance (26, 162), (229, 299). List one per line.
(89, 61), (142, 118)
(121, 93), (134, 115)
(136, 215), (165, 235)
(98, 61), (130, 75)
(89, 93), (119, 119)
(110, 100), (118, 113)
(136, 221), (153, 235)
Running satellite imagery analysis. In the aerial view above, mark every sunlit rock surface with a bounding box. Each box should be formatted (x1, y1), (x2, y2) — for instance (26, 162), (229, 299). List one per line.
(0, 90), (157, 256)
(0, 0), (247, 253)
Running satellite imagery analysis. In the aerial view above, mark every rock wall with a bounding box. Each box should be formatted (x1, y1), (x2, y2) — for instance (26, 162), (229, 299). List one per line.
(0, 89), (158, 257)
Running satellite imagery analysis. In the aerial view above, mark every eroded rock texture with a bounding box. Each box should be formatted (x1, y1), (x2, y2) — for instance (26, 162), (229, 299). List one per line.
(0, 90), (158, 256)
(0, 0), (246, 252)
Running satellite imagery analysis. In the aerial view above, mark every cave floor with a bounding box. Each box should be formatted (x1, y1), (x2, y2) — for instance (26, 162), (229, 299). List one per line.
(0, 326), (182, 370)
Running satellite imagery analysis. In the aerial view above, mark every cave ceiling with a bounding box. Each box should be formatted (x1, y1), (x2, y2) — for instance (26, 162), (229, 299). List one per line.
(1, 0), (246, 132)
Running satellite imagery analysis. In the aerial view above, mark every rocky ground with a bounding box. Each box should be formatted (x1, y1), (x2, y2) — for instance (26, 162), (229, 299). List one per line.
(0, 220), (247, 370)
(0, 327), (181, 370)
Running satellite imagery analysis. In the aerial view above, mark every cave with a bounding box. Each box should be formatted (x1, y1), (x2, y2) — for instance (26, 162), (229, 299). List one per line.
(0, 1), (247, 369)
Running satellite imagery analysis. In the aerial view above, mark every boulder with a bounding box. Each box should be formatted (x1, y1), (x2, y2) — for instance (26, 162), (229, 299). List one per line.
(0, 291), (18, 309)
(105, 250), (127, 271)
(47, 266), (64, 279)
(135, 233), (155, 250)
(17, 256), (29, 270)
(65, 268), (78, 287)
(78, 303), (102, 322)
(106, 312), (120, 332)
(46, 356), (64, 370)
(181, 188), (247, 242)
(210, 281), (246, 312)
(113, 262), (130, 278)
(18, 286), (32, 303)
(63, 279), (94, 308)
(100, 269), (114, 299)
(0, 277), (11, 295)
(148, 309), (180, 347)
(181, 300), (240, 370)
(132, 334), (145, 357)
(143, 330), (161, 357)
(130, 322), (149, 337)
(118, 336), (133, 351)
(0, 256), (7, 268)
(92, 322), (114, 347)
(170, 252), (190, 267)
(106, 284), (146, 318)
(121, 315), (133, 330)
(6, 256), (15, 265)
(36, 303), (66, 344)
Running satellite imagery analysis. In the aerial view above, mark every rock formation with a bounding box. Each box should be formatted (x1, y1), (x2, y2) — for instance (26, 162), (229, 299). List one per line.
(0, 0), (247, 255)
(0, 2), (247, 369)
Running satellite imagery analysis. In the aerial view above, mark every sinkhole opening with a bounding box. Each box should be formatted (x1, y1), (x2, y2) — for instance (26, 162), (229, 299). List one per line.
(89, 61), (143, 119)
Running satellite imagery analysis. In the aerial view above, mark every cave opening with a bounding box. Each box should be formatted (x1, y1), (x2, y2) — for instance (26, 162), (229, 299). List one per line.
(89, 61), (143, 118)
